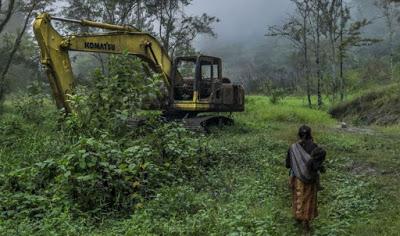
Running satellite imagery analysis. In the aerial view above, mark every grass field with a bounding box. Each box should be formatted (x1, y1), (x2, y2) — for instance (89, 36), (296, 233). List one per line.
(1, 95), (399, 235)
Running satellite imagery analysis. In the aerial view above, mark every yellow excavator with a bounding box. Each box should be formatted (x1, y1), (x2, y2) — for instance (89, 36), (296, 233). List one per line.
(33, 13), (244, 129)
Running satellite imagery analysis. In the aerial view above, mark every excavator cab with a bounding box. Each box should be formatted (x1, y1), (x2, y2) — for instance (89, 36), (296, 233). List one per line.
(171, 56), (244, 114)
(172, 56), (221, 101)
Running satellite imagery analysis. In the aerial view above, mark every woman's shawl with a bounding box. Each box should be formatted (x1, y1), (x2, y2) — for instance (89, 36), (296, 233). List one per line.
(289, 143), (313, 183)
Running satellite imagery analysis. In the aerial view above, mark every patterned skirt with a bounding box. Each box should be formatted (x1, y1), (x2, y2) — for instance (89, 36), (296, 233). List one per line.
(290, 176), (318, 221)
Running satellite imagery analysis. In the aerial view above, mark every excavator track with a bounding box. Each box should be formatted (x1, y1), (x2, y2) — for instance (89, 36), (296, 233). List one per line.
(126, 115), (233, 133)
(182, 115), (234, 132)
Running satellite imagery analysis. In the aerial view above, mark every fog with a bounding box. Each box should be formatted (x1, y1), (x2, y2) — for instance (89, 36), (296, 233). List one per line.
(187, 0), (293, 49)
(23, 0), (385, 85)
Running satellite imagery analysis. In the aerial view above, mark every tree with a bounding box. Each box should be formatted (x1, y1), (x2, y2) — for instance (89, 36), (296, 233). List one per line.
(0, 0), (16, 34)
(338, 19), (377, 100)
(60, 0), (156, 77)
(268, 0), (373, 107)
(319, 0), (343, 101)
(295, 0), (312, 107)
(0, 0), (54, 103)
(309, 0), (324, 107)
(338, 0), (347, 101)
(315, 0), (373, 101)
(375, 0), (400, 81)
(61, 0), (154, 32)
(61, 0), (219, 58)
(267, 0), (313, 108)
(145, 0), (219, 57)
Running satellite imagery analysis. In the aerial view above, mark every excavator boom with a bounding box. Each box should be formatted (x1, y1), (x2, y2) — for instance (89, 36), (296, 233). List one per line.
(33, 13), (245, 126)
(33, 13), (173, 112)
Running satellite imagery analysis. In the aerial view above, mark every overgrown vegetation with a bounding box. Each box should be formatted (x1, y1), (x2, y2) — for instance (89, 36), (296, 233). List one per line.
(0, 54), (229, 232)
(2, 78), (399, 234)
(330, 84), (400, 125)
(2, 0), (400, 235)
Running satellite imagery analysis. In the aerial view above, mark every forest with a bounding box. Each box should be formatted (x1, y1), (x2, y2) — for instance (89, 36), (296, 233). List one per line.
(1, 0), (400, 235)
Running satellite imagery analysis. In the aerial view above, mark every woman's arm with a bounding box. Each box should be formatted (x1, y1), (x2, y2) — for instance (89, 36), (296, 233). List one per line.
(286, 149), (291, 168)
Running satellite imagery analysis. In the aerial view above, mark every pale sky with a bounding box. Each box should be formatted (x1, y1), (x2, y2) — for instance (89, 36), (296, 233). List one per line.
(52, 0), (293, 48)
(187, 0), (293, 46)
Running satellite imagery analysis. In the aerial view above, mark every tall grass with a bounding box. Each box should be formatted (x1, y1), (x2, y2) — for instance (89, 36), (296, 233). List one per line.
(237, 96), (335, 126)
(1, 94), (399, 235)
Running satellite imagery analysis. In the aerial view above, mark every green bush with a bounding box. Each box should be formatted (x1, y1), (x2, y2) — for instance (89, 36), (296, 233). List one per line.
(65, 52), (164, 137)
(13, 82), (49, 125)
(0, 53), (224, 221)
(57, 122), (220, 215)
(269, 88), (286, 104)
(0, 122), (222, 218)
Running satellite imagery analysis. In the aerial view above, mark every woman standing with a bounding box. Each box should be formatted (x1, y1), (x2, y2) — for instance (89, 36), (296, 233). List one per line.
(286, 125), (324, 233)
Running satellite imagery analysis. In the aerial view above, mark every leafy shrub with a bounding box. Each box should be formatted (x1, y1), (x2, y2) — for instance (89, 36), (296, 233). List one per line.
(13, 82), (49, 125)
(0, 159), (60, 219)
(0, 122), (221, 218)
(0, 119), (24, 149)
(0, 53), (224, 221)
(65, 52), (164, 137)
(58, 123), (219, 215)
(269, 88), (286, 104)
(59, 136), (145, 214)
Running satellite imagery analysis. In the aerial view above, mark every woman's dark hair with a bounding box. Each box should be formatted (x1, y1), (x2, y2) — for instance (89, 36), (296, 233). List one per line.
(298, 125), (312, 141)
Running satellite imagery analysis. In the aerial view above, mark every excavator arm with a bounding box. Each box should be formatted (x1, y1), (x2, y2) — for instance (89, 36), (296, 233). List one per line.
(33, 13), (245, 125)
(33, 13), (174, 112)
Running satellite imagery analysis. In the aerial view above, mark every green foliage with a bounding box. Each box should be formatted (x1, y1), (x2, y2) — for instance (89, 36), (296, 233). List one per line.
(59, 136), (145, 215)
(0, 53), (224, 226)
(0, 31), (45, 97)
(244, 96), (335, 126)
(61, 0), (218, 56)
(0, 119), (24, 150)
(269, 88), (286, 104)
(358, 58), (391, 84)
(13, 82), (49, 124)
(0, 91), (397, 235)
(318, 132), (359, 152)
(0, 159), (59, 220)
(66, 53), (164, 136)
(57, 123), (220, 216)
(330, 84), (400, 125)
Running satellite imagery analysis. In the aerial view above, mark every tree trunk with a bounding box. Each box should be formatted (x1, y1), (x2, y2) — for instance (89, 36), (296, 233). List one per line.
(339, 0), (345, 101)
(136, 0), (141, 29)
(316, 8), (323, 108)
(136, 0), (146, 30)
(0, 2), (36, 102)
(329, 30), (337, 102)
(158, 2), (163, 45)
(390, 31), (394, 81)
(93, 54), (106, 74)
(327, 0), (338, 102)
(303, 5), (312, 108)
(340, 55), (344, 101)
(0, 0), (15, 34)
(386, 5), (395, 81)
